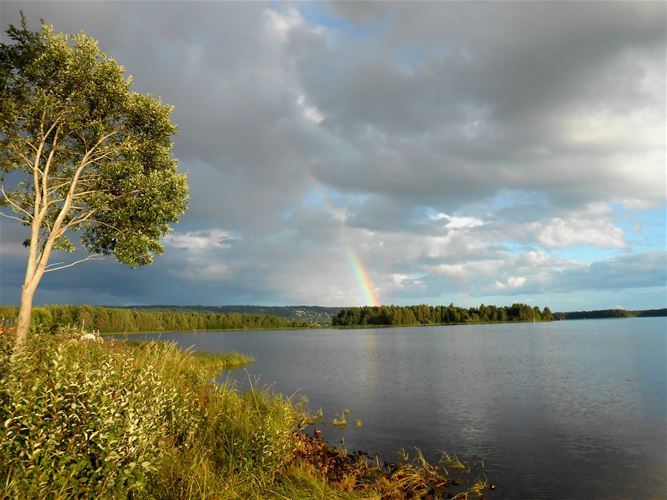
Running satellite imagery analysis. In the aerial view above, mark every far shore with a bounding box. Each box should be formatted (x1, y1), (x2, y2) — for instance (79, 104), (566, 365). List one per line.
(101, 325), (320, 336)
(101, 318), (556, 336)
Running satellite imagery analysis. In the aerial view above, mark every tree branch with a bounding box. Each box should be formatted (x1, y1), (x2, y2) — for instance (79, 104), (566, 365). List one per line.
(41, 125), (61, 204)
(43, 254), (104, 273)
(8, 144), (34, 168)
(88, 130), (120, 156)
(71, 190), (99, 199)
(47, 181), (71, 195)
(61, 208), (97, 232)
(84, 150), (115, 166)
(0, 211), (27, 223)
(38, 107), (47, 137)
(1, 186), (33, 219)
(31, 139), (45, 219)
(87, 218), (122, 234)
(41, 109), (66, 142)
(17, 134), (39, 153)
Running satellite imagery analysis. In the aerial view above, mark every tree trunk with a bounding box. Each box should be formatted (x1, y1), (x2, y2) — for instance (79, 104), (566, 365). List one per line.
(14, 284), (37, 354)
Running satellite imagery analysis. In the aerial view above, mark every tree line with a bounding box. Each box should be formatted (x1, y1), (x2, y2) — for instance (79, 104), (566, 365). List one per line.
(553, 308), (667, 320)
(0, 305), (314, 334)
(332, 303), (553, 327)
(131, 305), (341, 324)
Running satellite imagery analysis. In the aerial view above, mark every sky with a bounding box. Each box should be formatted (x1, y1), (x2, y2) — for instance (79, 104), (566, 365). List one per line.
(0, 1), (665, 311)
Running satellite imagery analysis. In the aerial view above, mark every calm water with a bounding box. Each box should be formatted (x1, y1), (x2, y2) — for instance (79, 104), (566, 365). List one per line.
(119, 318), (666, 499)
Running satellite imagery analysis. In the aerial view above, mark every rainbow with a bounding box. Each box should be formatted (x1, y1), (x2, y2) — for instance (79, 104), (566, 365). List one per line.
(344, 236), (380, 307)
(215, 78), (381, 306)
(305, 174), (381, 307)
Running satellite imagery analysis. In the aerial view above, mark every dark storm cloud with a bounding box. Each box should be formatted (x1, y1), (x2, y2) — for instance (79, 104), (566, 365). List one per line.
(3, 1), (663, 217)
(1, 1), (331, 232)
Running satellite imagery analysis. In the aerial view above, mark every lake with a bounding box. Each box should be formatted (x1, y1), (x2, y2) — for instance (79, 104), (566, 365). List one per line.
(118, 318), (666, 499)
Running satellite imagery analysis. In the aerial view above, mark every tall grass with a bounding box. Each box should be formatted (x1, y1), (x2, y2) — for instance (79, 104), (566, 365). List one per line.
(0, 334), (312, 497)
(0, 333), (489, 498)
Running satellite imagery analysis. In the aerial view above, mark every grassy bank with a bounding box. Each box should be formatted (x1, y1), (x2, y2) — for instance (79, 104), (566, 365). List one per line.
(188, 350), (255, 372)
(0, 334), (488, 498)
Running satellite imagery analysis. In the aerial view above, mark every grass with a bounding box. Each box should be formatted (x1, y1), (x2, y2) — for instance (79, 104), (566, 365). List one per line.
(332, 409), (350, 428)
(124, 340), (254, 375)
(0, 332), (490, 498)
(189, 350), (255, 373)
(125, 340), (255, 377)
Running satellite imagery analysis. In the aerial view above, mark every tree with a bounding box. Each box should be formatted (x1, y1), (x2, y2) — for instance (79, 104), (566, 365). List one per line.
(0, 17), (189, 351)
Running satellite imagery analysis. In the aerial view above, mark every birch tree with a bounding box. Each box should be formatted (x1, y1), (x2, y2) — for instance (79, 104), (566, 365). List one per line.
(0, 18), (189, 351)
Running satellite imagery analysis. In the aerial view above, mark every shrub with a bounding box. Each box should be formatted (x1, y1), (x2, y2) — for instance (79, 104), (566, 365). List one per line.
(0, 335), (308, 498)
(0, 336), (200, 496)
(29, 308), (53, 334)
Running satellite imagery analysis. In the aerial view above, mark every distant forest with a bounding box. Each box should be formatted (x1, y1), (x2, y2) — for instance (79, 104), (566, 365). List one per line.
(130, 305), (340, 324)
(1, 304), (662, 334)
(332, 303), (553, 326)
(0, 305), (315, 334)
(553, 308), (667, 320)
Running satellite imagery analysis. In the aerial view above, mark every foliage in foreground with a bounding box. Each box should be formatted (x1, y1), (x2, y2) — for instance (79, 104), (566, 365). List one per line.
(0, 334), (488, 498)
(0, 335), (298, 497)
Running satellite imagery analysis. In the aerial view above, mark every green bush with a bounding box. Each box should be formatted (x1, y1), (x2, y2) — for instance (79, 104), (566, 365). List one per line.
(0, 335), (310, 498)
(0, 337), (200, 496)
(29, 308), (53, 334)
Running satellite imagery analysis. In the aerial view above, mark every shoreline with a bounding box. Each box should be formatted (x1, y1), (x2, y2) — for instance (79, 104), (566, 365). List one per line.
(101, 318), (554, 335)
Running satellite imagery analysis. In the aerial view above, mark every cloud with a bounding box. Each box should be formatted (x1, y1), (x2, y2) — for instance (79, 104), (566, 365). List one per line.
(432, 213), (485, 230)
(495, 277), (526, 290)
(297, 95), (325, 125)
(536, 218), (625, 249)
(265, 6), (303, 40)
(164, 230), (235, 252)
(0, 1), (664, 310)
(552, 251), (667, 293)
(297, 1), (666, 212)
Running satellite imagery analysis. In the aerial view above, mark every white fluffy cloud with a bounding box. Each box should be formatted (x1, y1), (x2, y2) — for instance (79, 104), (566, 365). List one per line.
(495, 277), (526, 290)
(536, 218), (625, 249)
(432, 213), (485, 229)
(164, 230), (235, 252)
